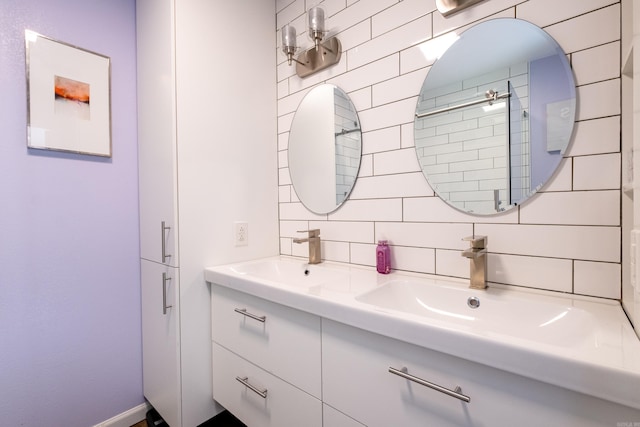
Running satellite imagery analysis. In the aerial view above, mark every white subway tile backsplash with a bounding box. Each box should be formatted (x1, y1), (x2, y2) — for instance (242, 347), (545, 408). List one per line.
(322, 240), (351, 263)
(376, 221), (472, 250)
(359, 153), (373, 177)
(278, 150), (288, 168)
(520, 190), (620, 226)
(280, 202), (327, 221)
(278, 132), (289, 151)
(276, 0), (623, 299)
(278, 79), (289, 99)
(542, 158), (572, 192)
(280, 237), (292, 255)
(359, 97), (418, 132)
(574, 260), (621, 299)
(289, 60), (349, 94)
(334, 19), (371, 52)
(435, 248), (468, 278)
(309, 220), (373, 243)
(576, 79), (620, 121)
(362, 126), (401, 154)
(276, 0), (305, 32)
(330, 54), (400, 94)
(373, 68), (429, 107)
(475, 224), (620, 263)
(348, 16), (432, 70)
(516, 0), (618, 28)
(328, 198), (403, 221)
(488, 254), (573, 292)
(350, 242), (376, 267)
(374, 147), (421, 175)
(278, 111), (295, 134)
(279, 185), (291, 203)
(573, 153), (621, 191)
(350, 172), (433, 199)
(401, 123), (415, 148)
(544, 4), (619, 54)
(280, 220), (310, 237)
(400, 43), (435, 75)
(372, 0), (435, 38)
(391, 245), (436, 274)
(566, 117), (620, 157)
(330, 0), (398, 34)
(572, 42), (620, 86)
(348, 86), (372, 110)
(278, 167), (291, 185)
(278, 87), (311, 116)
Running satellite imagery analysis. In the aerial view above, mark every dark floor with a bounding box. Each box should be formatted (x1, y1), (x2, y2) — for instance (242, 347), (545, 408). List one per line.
(131, 409), (245, 427)
(198, 410), (246, 427)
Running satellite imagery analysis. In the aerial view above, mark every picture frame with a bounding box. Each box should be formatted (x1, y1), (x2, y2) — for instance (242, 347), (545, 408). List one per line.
(25, 30), (112, 157)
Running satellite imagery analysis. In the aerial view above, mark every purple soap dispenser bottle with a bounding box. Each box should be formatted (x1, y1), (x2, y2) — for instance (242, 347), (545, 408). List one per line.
(376, 240), (391, 274)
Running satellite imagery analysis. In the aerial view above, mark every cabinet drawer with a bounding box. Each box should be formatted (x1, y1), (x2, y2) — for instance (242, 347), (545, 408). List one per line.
(322, 319), (640, 427)
(213, 342), (322, 427)
(211, 284), (321, 397)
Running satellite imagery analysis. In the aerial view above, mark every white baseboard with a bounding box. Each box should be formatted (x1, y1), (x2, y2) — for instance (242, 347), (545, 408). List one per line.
(93, 402), (151, 427)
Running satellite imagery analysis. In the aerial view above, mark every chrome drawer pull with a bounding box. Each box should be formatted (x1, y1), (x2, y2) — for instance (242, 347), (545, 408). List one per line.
(162, 273), (173, 315)
(234, 308), (266, 323)
(236, 376), (268, 399)
(161, 221), (172, 264)
(389, 366), (470, 403)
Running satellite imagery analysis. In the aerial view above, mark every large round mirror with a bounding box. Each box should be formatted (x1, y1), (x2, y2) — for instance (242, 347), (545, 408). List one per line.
(289, 84), (362, 214)
(414, 18), (576, 215)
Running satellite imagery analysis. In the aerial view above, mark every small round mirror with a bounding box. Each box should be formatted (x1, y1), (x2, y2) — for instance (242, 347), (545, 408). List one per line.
(414, 18), (576, 215)
(289, 84), (362, 214)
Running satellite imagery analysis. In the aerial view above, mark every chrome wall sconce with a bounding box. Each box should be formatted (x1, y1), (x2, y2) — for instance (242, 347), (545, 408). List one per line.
(281, 6), (342, 78)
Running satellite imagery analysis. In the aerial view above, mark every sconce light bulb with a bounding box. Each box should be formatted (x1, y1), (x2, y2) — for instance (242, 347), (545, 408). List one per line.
(281, 24), (297, 52)
(308, 7), (325, 48)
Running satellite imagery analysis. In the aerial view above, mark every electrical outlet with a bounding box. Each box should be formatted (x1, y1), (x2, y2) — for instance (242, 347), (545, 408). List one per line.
(234, 221), (248, 246)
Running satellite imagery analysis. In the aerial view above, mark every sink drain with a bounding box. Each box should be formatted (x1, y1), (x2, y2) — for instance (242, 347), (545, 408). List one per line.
(467, 296), (480, 309)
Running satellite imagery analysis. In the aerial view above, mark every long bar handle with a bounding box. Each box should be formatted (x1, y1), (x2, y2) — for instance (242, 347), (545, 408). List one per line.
(234, 308), (266, 323)
(162, 273), (173, 315)
(416, 90), (510, 119)
(161, 221), (172, 264)
(388, 366), (470, 403)
(235, 376), (268, 399)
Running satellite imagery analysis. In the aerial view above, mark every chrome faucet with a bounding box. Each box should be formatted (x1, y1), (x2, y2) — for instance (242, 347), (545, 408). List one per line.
(293, 229), (322, 264)
(461, 235), (487, 289)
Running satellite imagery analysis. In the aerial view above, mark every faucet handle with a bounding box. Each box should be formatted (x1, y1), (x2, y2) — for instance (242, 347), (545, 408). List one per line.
(297, 229), (320, 238)
(463, 235), (486, 248)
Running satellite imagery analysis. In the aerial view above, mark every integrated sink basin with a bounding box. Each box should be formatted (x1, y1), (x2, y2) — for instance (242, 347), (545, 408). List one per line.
(210, 257), (350, 290)
(355, 280), (595, 346)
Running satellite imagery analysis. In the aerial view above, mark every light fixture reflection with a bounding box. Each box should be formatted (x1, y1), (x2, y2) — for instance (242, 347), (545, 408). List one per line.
(482, 101), (506, 113)
(539, 310), (568, 327)
(419, 32), (460, 62)
(416, 298), (475, 321)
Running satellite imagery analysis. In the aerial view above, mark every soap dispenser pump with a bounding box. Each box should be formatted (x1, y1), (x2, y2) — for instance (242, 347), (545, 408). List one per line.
(376, 240), (391, 274)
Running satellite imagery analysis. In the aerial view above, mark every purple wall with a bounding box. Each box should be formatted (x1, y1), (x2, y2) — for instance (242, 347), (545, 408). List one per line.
(0, 1), (143, 426)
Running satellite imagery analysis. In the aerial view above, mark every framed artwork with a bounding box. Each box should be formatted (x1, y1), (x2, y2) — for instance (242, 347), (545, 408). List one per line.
(25, 30), (112, 157)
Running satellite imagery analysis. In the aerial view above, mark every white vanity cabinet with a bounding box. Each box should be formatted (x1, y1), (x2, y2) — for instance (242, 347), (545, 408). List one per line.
(322, 319), (640, 427)
(211, 284), (322, 426)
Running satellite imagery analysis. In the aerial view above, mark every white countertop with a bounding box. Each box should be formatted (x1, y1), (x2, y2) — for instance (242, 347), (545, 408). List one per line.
(205, 255), (640, 410)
